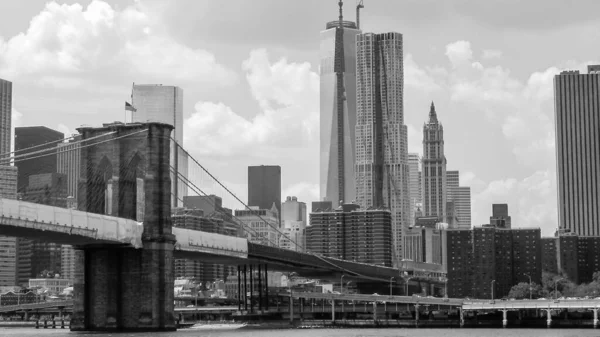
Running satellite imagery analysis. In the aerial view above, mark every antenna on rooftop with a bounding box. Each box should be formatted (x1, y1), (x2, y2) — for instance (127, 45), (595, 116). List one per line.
(356, 0), (364, 29)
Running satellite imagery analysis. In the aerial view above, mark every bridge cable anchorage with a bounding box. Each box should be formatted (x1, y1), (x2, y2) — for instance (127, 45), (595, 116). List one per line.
(170, 167), (279, 247)
(169, 140), (303, 250)
(170, 140), (384, 280)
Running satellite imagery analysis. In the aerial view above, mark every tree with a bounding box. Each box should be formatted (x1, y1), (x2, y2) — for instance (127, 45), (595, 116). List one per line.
(508, 282), (544, 299)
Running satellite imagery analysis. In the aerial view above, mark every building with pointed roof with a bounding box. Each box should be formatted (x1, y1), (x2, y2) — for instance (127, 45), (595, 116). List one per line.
(421, 102), (447, 223)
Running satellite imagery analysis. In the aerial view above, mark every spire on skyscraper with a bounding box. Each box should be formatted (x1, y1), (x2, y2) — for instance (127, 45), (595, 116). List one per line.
(338, 1), (344, 22)
(428, 101), (438, 124)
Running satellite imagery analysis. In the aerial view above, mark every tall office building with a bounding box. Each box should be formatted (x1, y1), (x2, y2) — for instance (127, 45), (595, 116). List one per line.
(14, 126), (64, 193)
(57, 135), (81, 201)
(490, 204), (512, 229)
(446, 170), (472, 229)
(354, 31), (409, 264)
(554, 65), (600, 236)
(0, 78), (30, 287)
(280, 196), (307, 252)
(319, 2), (361, 208)
(422, 102), (447, 223)
(408, 153), (421, 228)
(248, 165), (281, 222)
(131, 84), (188, 208)
(0, 79), (11, 154)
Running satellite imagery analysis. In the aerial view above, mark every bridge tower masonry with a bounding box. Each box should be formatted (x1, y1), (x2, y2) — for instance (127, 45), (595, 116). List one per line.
(70, 123), (176, 332)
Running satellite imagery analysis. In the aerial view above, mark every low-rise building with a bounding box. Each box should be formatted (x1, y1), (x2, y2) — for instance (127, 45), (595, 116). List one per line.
(28, 278), (70, 294)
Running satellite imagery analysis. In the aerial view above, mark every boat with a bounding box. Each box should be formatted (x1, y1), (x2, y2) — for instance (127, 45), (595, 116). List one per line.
(189, 322), (247, 330)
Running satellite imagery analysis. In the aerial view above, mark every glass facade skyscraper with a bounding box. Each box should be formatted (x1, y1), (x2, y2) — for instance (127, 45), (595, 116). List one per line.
(131, 84), (188, 208)
(319, 6), (361, 208)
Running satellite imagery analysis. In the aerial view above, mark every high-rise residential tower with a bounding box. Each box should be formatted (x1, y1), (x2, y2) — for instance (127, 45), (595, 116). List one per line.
(422, 102), (447, 223)
(131, 84), (188, 208)
(354, 31), (409, 263)
(248, 165), (281, 223)
(554, 65), (600, 236)
(319, 2), (361, 208)
(408, 153), (421, 228)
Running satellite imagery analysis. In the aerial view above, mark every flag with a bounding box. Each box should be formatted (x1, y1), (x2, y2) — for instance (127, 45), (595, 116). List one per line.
(125, 102), (137, 112)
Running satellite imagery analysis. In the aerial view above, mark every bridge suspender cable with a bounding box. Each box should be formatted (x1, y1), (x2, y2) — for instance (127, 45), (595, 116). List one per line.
(170, 138), (305, 251)
(171, 140), (383, 280)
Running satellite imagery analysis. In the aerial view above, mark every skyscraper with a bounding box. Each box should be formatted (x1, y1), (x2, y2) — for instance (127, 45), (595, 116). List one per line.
(408, 153), (422, 228)
(354, 31), (409, 264)
(248, 165), (281, 222)
(0, 78), (30, 286)
(56, 135), (81, 202)
(554, 65), (600, 236)
(131, 84), (188, 208)
(446, 170), (472, 229)
(422, 102), (447, 223)
(490, 203), (512, 228)
(0, 79), (11, 154)
(319, 2), (361, 208)
(14, 126), (64, 193)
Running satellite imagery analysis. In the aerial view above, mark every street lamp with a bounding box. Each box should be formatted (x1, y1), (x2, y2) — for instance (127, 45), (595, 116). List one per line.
(404, 276), (413, 296)
(491, 280), (496, 300)
(390, 277), (395, 296)
(340, 275), (346, 294)
(555, 277), (564, 300)
(524, 273), (532, 300)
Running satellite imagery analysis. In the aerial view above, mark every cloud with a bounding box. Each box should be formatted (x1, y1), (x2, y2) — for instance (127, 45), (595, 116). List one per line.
(0, 0), (236, 88)
(406, 124), (422, 154)
(282, 182), (319, 203)
(445, 40), (473, 68)
(482, 49), (503, 59)
(472, 170), (557, 235)
(183, 49), (319, 159)
(56, 123), (72, 140)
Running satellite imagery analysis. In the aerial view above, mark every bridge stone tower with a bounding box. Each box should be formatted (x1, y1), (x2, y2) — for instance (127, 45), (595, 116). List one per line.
(71, 123), (176, 331)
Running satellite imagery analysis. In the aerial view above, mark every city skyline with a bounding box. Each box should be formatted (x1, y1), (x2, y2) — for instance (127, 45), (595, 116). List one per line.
(1, 0), (600, 235)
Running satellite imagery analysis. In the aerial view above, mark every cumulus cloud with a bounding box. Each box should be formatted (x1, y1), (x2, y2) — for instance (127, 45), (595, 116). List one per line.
(482, 49), (503, 60)
(445, 40), (473, 68)
(183, 49), (319, 159)
(472, 170), (557, 235)
(0, 0), (236, 88)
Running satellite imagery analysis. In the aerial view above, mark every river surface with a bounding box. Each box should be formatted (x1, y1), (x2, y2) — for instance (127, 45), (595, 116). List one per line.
(2, 328), (600, 337)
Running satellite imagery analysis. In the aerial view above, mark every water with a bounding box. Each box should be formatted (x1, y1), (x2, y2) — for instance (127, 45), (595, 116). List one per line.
(1, 328), (599, 337)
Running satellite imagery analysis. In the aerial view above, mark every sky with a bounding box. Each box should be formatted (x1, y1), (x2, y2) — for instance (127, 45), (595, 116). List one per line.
(1, 0), (599, 236)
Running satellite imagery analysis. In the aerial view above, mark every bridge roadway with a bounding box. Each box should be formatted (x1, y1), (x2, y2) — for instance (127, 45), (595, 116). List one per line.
(0, 198), (444, 283)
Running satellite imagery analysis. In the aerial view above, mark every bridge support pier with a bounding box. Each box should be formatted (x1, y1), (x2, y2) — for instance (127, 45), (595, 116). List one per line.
(71, 123), (176, 332)
(331, 299), (335, 322)
(543, 309), (552, 328)
(373, 301), (377, 322)
(459, 308), (465, 327)
(414, 304), (420, 324)
(502, 309), (508, 328)
(592, 308), (598, 328)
